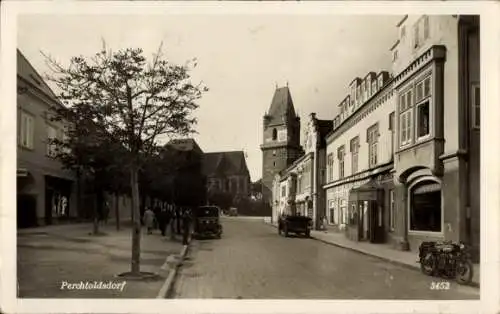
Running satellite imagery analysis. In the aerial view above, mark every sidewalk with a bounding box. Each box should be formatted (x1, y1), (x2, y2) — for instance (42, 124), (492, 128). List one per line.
(263, 219), (480, 288)
(17, 222), (184, 298)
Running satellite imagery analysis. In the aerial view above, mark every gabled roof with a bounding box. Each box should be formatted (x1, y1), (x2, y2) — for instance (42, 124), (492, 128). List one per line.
(202, 151), (249, 177)
(17, 49), (62, 106)
(166, 138), (203, 155)
(265, 86), (297, 125)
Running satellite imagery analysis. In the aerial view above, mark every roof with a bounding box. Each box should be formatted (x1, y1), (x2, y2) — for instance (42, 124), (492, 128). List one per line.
(202, 151), (250, 177)
(265, 86), (297, 125)
(17, 49), (62, 106)
(166, 138), (203, 154)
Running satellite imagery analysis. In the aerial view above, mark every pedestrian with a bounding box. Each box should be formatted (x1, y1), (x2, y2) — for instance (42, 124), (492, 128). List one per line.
(153, 203), (161, 231)
(143, 207), (155, 234)
(158, 208), (169, 237)
(103, 200), (110, 225)
(182, 208), (192, 245)
(176, 206), (182, 235)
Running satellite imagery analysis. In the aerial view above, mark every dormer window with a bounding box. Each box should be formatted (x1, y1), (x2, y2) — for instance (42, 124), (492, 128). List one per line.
(272, 128), (277, 141)
(378, 76), (384, 88)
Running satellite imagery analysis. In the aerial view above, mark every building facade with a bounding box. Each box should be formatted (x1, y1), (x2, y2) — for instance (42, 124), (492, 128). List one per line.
(260, 86), (303, 205)
(390, 15), (480, 260)
(17, 49), (78, 228)
(272, 113), (333, 229)
(324, 70), (395, 242)
(203, 151), (252, 204)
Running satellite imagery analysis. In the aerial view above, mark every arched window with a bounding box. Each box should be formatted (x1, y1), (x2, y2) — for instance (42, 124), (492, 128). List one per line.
(272, 128), (277, 140)
(409, 180), (442, 232)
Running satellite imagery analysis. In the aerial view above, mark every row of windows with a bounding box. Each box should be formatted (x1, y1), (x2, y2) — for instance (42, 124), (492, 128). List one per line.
(19, 111), (68, 157)
(328, 189), (395, 231)
(209, 178), (248, 194)
(327, 123), (382, 182)
(393, 16), (430, 62)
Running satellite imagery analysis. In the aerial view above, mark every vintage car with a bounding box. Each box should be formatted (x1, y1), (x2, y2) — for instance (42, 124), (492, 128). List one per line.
(193, 205), (223, 239)
(228, 207), (238, 216)
(278, 214), (313, 238)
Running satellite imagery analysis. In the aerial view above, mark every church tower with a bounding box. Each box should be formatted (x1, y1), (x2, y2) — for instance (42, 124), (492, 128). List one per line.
(260, 85), (303, 204)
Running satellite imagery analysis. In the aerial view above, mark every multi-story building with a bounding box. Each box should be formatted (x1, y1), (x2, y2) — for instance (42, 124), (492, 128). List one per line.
(272, 113), (333, 229)
(260, 86), (303, 205)
(390, 15), (480, 261)
(324, 71), (395, 242)
(17, 49), (78, 228)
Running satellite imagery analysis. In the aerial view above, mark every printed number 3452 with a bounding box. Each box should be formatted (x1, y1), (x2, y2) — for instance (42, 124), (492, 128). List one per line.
(430, 281), (450, 290)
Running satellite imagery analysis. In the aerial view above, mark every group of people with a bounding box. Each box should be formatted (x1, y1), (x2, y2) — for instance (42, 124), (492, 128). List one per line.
(142, 204), (193, 245)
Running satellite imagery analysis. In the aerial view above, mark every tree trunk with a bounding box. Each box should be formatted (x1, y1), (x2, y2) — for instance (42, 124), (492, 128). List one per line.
(115, 192), (120, 231)
(93, 193), (99, 235)
(130, 166), (141, 274)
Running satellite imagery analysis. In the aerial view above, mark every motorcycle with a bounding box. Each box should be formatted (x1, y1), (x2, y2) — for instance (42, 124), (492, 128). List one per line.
(417, 240), (474, 285)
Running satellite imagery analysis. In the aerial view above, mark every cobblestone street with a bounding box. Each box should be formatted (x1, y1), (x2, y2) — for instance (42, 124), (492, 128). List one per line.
(172, 217), (479, 299)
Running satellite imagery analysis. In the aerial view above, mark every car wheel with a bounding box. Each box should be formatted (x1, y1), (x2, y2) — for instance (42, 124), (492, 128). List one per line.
(305, 230), (311, 238)
(284, 227), (289, 237)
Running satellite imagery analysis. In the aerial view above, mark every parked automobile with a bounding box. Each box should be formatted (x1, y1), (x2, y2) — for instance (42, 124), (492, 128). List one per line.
(229, 207), (238, 216)
(278, 214), (313, 238)
(417, 240), (474, 285)
(192, 205), (223, 239)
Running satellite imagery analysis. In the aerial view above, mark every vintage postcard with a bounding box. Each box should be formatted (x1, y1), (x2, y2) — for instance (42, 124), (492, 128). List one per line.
(1, 1), (499, 313)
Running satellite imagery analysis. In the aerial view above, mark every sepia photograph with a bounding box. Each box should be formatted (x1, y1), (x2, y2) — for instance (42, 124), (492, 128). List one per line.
(1, 1), (499, 314)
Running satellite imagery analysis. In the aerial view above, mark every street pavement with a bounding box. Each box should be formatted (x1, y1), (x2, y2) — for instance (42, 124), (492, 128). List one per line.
(172, 216), (480, 299)
(17, 222), (183, 298)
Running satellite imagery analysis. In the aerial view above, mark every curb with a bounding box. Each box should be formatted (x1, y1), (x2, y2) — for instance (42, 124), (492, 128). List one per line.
(310, 236), (480, 289)
(265, 221), (479, 288)
(156, 243), (190, 299)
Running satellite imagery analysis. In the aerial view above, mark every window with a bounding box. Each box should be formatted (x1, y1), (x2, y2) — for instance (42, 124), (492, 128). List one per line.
(399, 89), (413, 146)
(363, 81), (369, 101)
(337, 146), (345, 179)
(389, 112), (395, 155)
(281, 186), (286, 197)
(350, 136), (359, 175)
(356, 86), (361, 105)
(327, 153), (334, 182)
(413, 15), (430, 49)
(272, 128), (277, 140)
(389, 190), (395, 231)
(273, 161), (276, 167)
(46, 124), (58, 157)
(410, 181), (442, 232)
(378, 76), (383, 88)
(297, 175), (302, 193)
(371, 80), (377, 95)
(350, 86), (356, 106)
(471, 83), (480, 128)
(272, 150), (277, 156)
(367, 124), (379, 168)
(20, 111), (35, 149)
(415, 76), (431, 139)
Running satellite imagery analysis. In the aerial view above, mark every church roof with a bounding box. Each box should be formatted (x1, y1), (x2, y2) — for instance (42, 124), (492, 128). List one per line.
(266, 86), (297, 125)
(165, 138), (203, 155)
(202, 151), (249, 177)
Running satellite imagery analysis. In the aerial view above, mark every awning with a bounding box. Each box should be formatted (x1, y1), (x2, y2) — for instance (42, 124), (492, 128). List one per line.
(413, 182), (441, 195)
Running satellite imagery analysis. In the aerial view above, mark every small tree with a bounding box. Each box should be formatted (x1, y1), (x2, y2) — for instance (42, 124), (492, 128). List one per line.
(44, 42), (208, 276)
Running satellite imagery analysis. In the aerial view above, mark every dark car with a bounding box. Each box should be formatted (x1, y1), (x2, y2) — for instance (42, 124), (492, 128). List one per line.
(193, 206), (223, 239)
(278, 214), (313, 238)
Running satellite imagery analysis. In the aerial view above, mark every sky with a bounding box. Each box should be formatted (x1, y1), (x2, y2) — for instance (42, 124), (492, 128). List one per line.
(18, 13), (401, 182)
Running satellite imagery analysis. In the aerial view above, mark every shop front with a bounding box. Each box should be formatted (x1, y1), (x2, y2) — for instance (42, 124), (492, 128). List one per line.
(346, 179), (385, 243)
